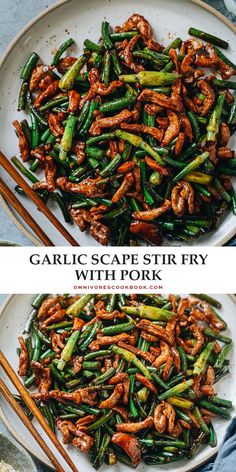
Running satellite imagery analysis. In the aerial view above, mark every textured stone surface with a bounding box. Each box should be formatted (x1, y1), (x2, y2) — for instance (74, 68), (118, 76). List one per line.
(0, 0), (57, 459)
(0, 432), (37, 471)
(0, 0), (56, 246)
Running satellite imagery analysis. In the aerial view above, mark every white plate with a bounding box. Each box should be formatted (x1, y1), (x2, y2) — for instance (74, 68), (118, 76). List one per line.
(0, 0), (236, 246)
(0, 294), (235, 472)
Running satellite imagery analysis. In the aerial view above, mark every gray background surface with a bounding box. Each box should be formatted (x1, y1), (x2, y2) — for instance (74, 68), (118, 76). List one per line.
(0, 1), (235, 471)
(0, 0), (235, 246)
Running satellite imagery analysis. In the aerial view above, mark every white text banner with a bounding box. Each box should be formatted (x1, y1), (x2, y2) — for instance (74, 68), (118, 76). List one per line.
(0, 247), (234, 293)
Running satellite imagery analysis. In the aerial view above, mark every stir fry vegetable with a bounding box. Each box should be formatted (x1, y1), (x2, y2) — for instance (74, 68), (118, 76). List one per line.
(17, 293), (233, 468)
(13, 15), (236, 245)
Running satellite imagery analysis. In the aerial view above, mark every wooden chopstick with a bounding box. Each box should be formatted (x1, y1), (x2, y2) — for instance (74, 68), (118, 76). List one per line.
(0, 351), (78, 472)
(0, 379), (65, 472)
(0, 151), (80, 246)
(0, 178), (54, 246)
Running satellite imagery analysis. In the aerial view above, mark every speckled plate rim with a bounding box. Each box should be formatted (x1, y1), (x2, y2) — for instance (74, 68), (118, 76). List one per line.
(0, 0), (235, 247)
(0, 293), (235, 472)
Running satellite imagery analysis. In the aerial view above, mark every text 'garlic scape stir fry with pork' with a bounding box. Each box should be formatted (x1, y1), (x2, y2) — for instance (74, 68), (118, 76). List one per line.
(12, 15), (236, 245)
(17, 293), (233, 467)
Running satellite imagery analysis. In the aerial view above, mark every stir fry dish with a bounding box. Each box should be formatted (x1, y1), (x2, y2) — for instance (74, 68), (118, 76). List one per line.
(17, 293), (233, 467)
(12, 16), (236, 245)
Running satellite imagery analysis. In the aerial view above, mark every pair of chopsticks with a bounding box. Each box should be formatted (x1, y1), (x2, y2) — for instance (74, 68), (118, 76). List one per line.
(0, 351), (78, 472)
(0, 151), (79, 246)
